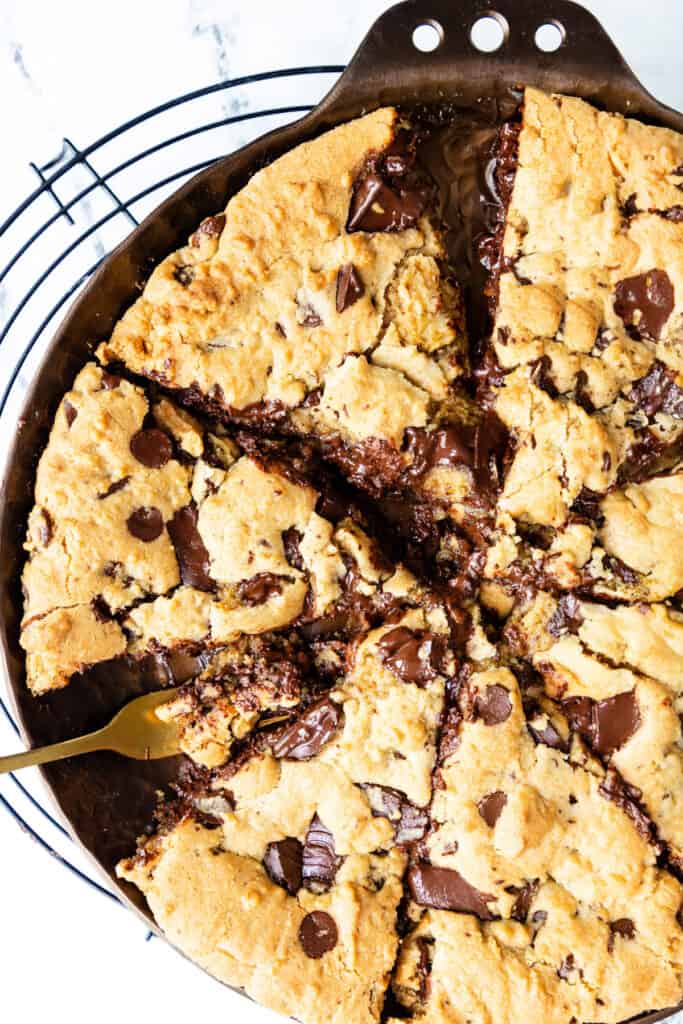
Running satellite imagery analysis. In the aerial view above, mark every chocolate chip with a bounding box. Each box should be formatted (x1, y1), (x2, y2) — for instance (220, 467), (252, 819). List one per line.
(359, 783), (429, 844)
(408, 864), (495, 920)
(130, 428), (173, 469)
(547, 594), (583, 637)
(347, 174), (432, 233)
(100, 371), (121, 390)
(263, 837), (303, 895)
(270, 697), (342, 760)
(63, 400), (78, 427)
(475, 684), (512, 725)
(614, 269), (674, 340)
(557, 954), (577, 981)
(629, 360), (683, 419)
(528, 718), (569, 754)
(509, 880), (539, 922)
(477, 790), (507, 827)
(36, 507), (53, 547)
(126, 507), (164, 542)
(190, 213), (226, 246)
(98, 476), (130, 500)
(570, 487), (603, 523)
(531, 355), (559, 398)
(608, 918), (635, 952)
(282, 527), (305, 571)
(298, 911), (338, 958)
(563, 690), (640, 756)
(235, 572), (283, 606)
(662, 205), (683, 222)
(599, 768), (663, 853)
(299, 304), (322, 327)
(378, 626), (447, 686)
(91, 596), (113, 623)
(167, 505), (214, 590)
(335, 263), (365, 313)
(173, 265), (195, 287)
(603, 554), (640, 585)
(302, 815), (341, 893)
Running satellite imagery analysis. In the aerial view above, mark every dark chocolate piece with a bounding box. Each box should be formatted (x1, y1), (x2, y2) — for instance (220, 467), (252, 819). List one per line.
(629, 360), (683, 419)
(335, 263), (365, 312)
(167, 505), (214, 591)
(564, 690), (640, 756)
(508, 879), (539, 922)
(302, 815), (341, 892)
(599, 768), (663, 853)
(98, 476), (130, 500)
(236, 572), (283, 606)
(190, 213), (226, 246)
(608, 918), (635, 952)
(477, 790), (507, 827)
(547, 594), (583, 637)
(282, 527), (305, 571)
(359, 783), (429, 844)
(298, 911), (338, 958)
(475, 684), (512, 725)
(408, 864), (495, 919)
(126, 507), (164, 542)
(100, 371), (121, 390)
(347, 172), (432, 233)
(269, 697), (342, 760)
(63, 400), (78, 427)
(614, 269), (674, 340)
(378, 626), (447, 686)
(130, 428), (173, 469)
(263, 837), (303, 895)
(36, 508), (53, 547)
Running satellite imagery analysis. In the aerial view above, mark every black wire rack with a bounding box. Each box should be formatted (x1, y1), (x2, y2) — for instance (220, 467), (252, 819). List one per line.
(0, 65), (344, 905)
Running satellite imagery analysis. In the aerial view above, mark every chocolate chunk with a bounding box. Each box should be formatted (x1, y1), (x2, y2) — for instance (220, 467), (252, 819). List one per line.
(614, 269), (674, 340)
(564, 692), (640, 756)
(190, 213), (226, 245)
(439, 706), (462, 760)
(126, 507), (163, 542)
(167, 505), (214, 591)
(90, 596), (113, 623)
(629, 360), (683, 419)
(475, 684), (512, 725)
(477, 790), (507, 827)
(282, 527), (305, 571)
(98, 476), (130, 500)
(663, 206), (683, 222)
(335, 263), (365, 312)
(608, 918), (635, 952)
(298, 911), (338, 958)
(173, 265), (194, 287)
(236, 572), (283, 606)
(300, 305), (322, 328)
(599, 768), (663, 853)
(347, 172), (432, 233)
(263, 837), (303, 895)
(36, 507), (53, 547)
(302, 815), (341, 893)
(270, 697), (342, 760)
(408, 864), (495, 920)
(528, 718), (569, 754)
(547, 594), (584, 637)
(472, 411), (511, 496)
(130, 428), (173, 469)
(100, 371), (121, 390)
(574, 370), (595, 413)
(570, 487), (603, 523)
(603, 554), (640, 585)
(359, 783), (429, 844)
(509, 880), (539, 922)
(378, 626), (447, 686)
(63, 400), (78, 427)
(531, 355), (559, 398)
(405, 425), (473, 478)
(557, 954), (577, 981)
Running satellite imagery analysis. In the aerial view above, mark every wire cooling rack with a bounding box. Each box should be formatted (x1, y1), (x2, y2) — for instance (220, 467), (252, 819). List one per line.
(0, 65), (344, 904)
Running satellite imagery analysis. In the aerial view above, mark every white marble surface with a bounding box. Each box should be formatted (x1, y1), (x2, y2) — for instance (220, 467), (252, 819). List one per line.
(1, 2), (683, 1023)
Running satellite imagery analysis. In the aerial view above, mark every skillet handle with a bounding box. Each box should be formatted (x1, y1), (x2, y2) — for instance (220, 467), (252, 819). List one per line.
(317, 0), (675, 126)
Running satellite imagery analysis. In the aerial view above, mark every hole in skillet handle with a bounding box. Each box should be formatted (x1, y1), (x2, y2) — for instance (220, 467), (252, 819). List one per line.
(470, 12), (509, 53)
(412, 19), (444, 53)
(535, 20), (566, 53)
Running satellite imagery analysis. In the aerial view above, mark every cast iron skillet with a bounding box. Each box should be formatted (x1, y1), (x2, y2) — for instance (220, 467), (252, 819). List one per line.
(2, 1), (682, 1019)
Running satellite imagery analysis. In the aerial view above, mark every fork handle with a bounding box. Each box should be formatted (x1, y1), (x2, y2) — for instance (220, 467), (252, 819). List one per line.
(0, 730), (104, 774)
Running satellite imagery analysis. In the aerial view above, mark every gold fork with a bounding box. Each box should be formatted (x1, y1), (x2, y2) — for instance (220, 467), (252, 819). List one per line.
(0, 688), (181, 774)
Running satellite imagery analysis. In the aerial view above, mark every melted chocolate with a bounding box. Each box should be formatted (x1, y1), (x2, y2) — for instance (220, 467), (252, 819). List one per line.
(269, 697), (342, 760)
(236, 572), (283, 606)
(599, 768), (663, 854)
(629, 360), (683, 419)
(614, 269), (674, 340)
(126, 507), (164, 542)
(263, 837), (303, 895)
(167, 506), (214, 591)
(335, 263), (365, 312)
(130, 428), (173, 469)
(298, 911), (338, 958)
(378, 626), (447, 686)
(408, 863), (495, 919)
